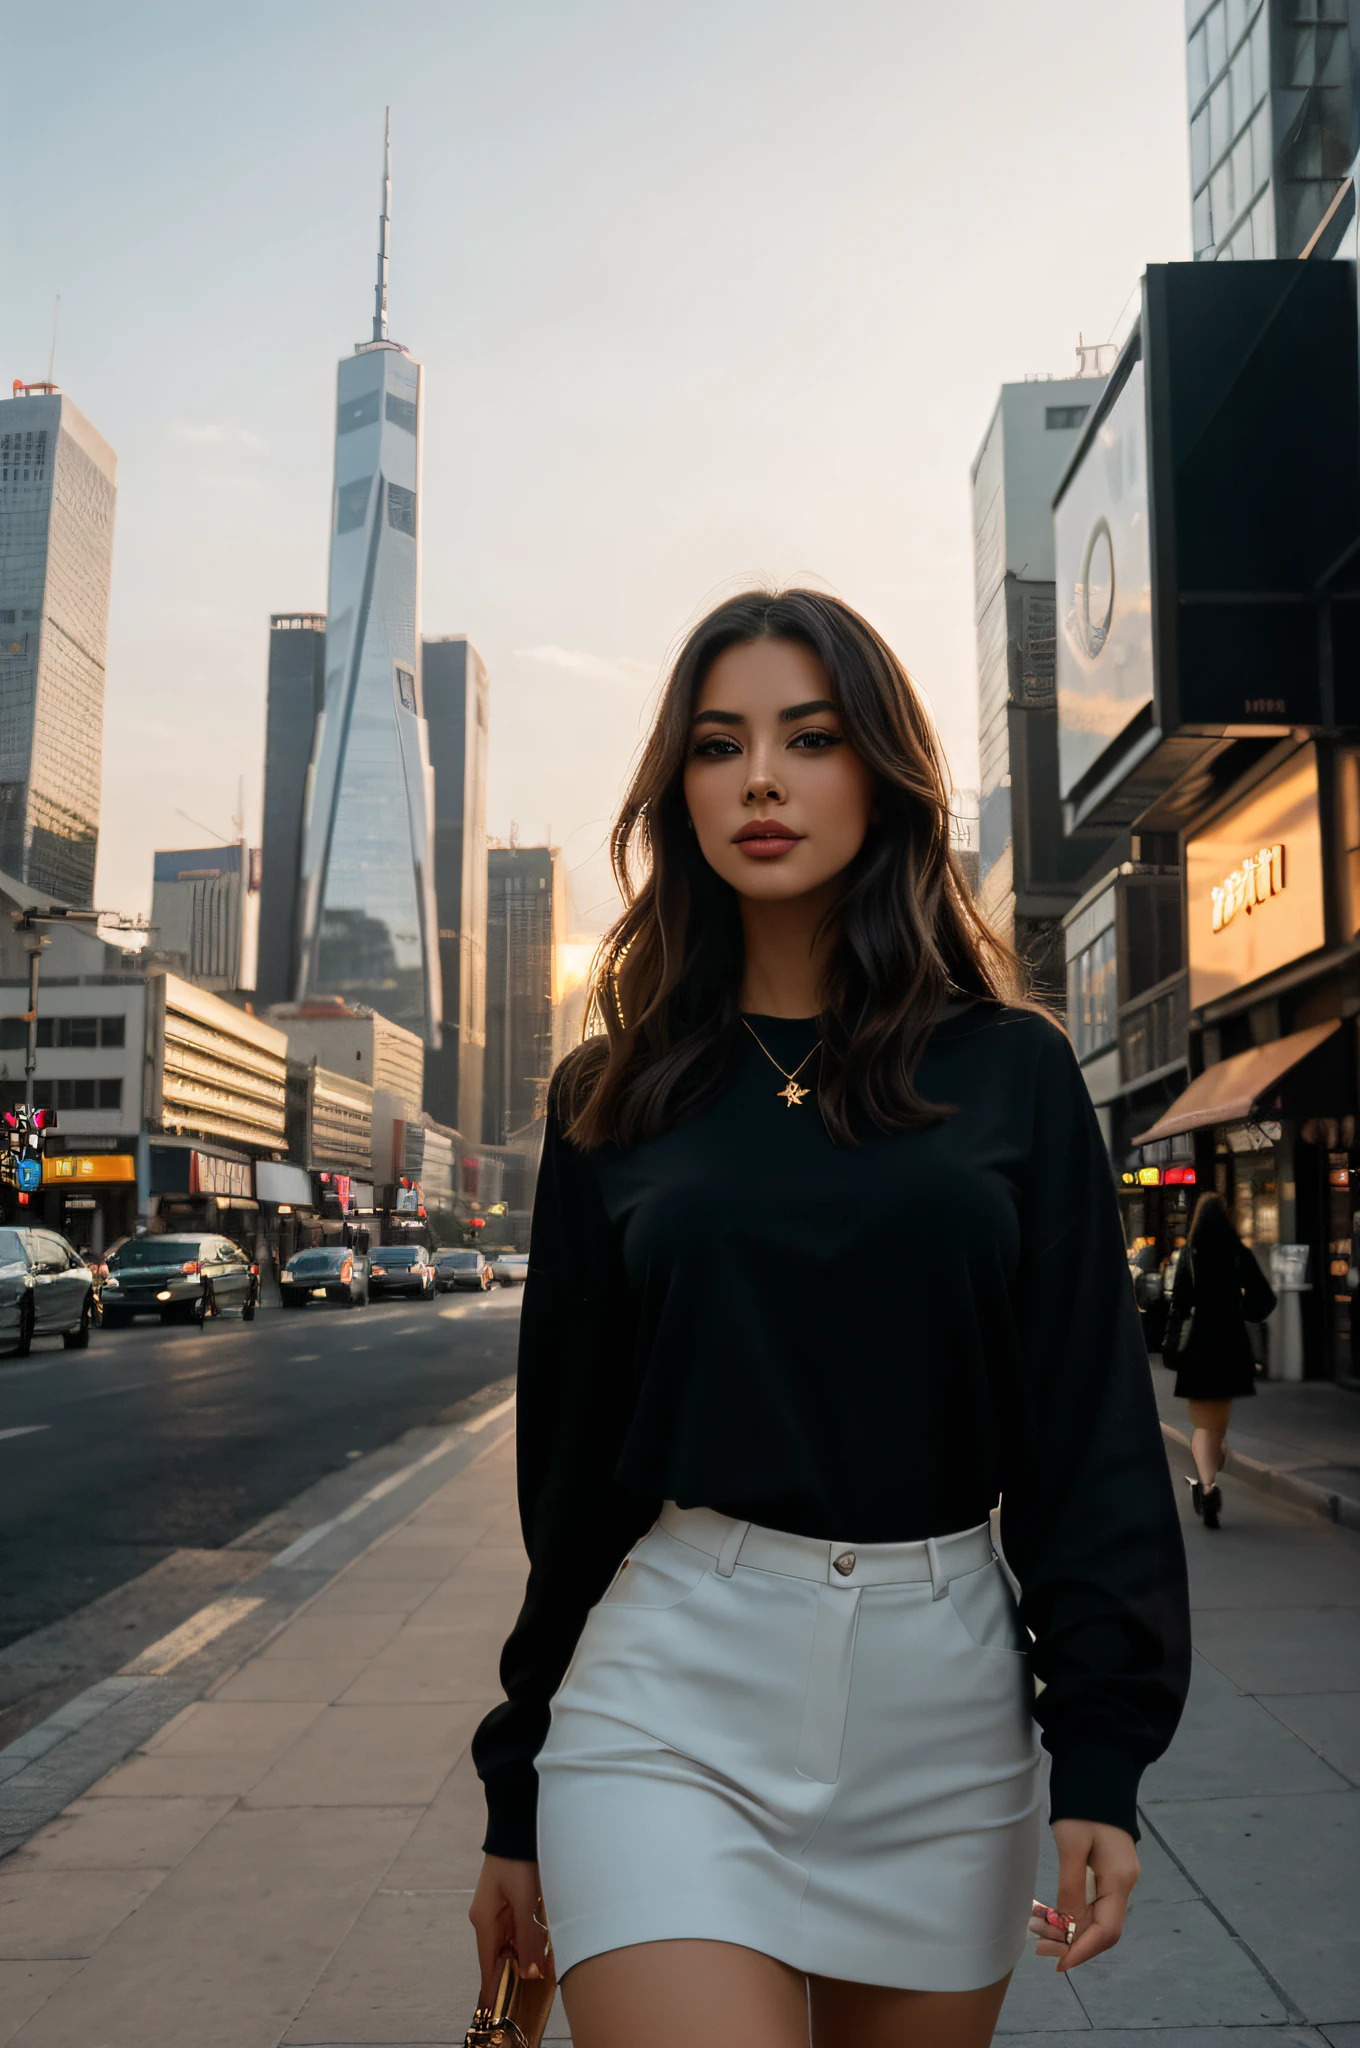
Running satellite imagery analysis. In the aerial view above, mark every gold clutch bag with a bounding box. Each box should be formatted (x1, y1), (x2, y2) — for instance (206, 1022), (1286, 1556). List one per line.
(464, 1949), (555, 2048)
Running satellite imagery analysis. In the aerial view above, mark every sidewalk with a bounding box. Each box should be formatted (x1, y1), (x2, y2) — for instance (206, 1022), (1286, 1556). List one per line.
(2, 1404), (1356, 2046)
(1152, 1360), (1360, 1529)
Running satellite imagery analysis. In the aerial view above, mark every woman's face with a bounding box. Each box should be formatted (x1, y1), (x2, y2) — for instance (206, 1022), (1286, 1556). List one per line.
(681, 637), (876, 904)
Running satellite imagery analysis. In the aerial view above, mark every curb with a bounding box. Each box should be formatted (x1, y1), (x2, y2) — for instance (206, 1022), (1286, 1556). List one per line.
(1159, 1418), (1360, 1531)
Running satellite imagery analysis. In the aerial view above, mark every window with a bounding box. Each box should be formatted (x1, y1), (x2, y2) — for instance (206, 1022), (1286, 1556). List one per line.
(1205, 0), (1227, 80)
(335, 476), (372, 534)
(1232, 129), (1255, 217)
(1251, 187), (1276, 257)
(387, 482), (416, 536)
(1250, 8), (1269, 102)
(1210, 157), (1234, 242)
(1225, 0), (1249, 54)
(385, 393), (417, 434)
(1188, 22), (1209, 104)
(1068, 924), (1118, 1062)
(0, 1018), (23, 1050)
(0, 610), (13, 626)
(1208, 75), (1232, 165)
(29, 1077), (123, 1111)
(100, 1015), (125, 1047)
(31, 1015), (124, 1048)
(1193, 185), (1214, 255)
(1045, 404), (1090, 431)
(338, 388), (380, 435)
(1229, 39), (1254, 130)
(1191, 106), (1211, 188)
(394, 665), (416, 712)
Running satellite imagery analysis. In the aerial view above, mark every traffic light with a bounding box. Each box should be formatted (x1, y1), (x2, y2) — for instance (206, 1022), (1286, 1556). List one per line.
(3, 1105), (56, 1196)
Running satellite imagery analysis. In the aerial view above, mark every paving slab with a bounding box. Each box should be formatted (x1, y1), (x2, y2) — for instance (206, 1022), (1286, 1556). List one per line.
(303, 1578), (448, 1620)
(1150, 1789), (1360, 2022)
(0, 1864), (166, 1960)
(281, 1887), (476, 2044)
(995, 1951), (1092, 2032)
(0, 1962), (82, 2046)
(5, 1793), (233, 1871)
(1140, 1653), (1349, 1803)
(1188, 1606), (1360, 1695)
(383, 1754), (488, 1894)
(8, 1805), (421, 2048)
(246, 1701), (482, 1809)
(1068, 1898), (1286, 2028)
(210, 1656), (375, 1705)
(1260, 1692), (1360, 1787)
(1000, 2032), (1326, 2048)
(256, 1613), (409, 1664)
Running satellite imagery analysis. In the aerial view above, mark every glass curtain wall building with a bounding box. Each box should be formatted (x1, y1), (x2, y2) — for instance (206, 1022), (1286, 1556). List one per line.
(1187, 0), (1360, 262)
(258, 613), (325, 1006)
(422, 635), (489, 1139)
(483, 846), (562, 1145)
(0, 389), (116, 904)
(296, 118), (441, 1044)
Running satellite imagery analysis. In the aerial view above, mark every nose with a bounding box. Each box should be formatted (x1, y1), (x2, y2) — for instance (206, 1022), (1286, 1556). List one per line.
(743, 770), (784, 806)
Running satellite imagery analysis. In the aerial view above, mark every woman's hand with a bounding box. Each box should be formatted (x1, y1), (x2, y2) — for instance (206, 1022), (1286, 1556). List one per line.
(469, 1854), (555, 2003)
(1038, 1820), (1140, 1971)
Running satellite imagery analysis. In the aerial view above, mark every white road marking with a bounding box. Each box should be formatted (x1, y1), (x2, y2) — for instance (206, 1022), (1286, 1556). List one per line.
(0, 1424), (49, 1441)
(121, 1595), (266, 1676)
(464, 1394), (516, 1435)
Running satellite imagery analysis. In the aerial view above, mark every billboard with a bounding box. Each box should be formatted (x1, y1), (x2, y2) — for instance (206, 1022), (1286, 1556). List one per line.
(1056, 354), (1153, 803)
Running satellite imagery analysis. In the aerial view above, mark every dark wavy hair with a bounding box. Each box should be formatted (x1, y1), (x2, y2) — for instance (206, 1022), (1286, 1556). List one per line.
(561, 588), (1024, 1149)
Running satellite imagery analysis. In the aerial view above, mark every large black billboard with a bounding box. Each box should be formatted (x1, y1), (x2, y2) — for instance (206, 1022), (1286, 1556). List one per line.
(1055, 261), (1360, 831)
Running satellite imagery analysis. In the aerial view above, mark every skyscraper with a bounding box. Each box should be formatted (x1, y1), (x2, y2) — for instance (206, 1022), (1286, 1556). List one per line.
(1186, 1), (1359, 262)
(483, 845), (565, 1145)
(422, 635), (488, 1137)
(972, 373), (1114, 994)
(150, 841), (256, 991)
(296, 114), (442, 1044)
(257, 612), (325, 1005)
(0, 385), (116, 904)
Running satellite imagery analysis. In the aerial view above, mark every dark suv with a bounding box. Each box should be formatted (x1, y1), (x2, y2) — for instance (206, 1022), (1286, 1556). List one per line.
(0, 1227), (94, 1354)
(101, 1234), (259, 1327)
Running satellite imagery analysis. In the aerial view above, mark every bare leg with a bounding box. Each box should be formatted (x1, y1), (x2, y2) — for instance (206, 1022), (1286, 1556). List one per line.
(809, 1971), (1011, 2048)
(562, 1939), (811, 2048)
(1187, 1398), (1232, 1491)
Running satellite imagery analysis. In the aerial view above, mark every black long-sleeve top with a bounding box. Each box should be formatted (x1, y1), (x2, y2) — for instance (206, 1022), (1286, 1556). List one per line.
(472, 1003), (1190, 1859)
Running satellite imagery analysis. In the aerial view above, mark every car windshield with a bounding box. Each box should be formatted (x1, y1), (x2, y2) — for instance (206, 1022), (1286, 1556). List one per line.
(436, 1251), (479, 1268)
(290, 1250), (345, 1275)
(378, 1249), (422, 1266)
(110, 1238), (205, 1267)
(0, 1229), (29, 1266)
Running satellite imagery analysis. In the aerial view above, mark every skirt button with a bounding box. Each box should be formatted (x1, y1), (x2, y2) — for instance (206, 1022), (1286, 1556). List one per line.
(832, 1551), (856, 1577)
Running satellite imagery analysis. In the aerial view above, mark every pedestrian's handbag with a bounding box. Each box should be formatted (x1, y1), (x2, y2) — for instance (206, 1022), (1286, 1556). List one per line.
(464, 1949), (553, 2048)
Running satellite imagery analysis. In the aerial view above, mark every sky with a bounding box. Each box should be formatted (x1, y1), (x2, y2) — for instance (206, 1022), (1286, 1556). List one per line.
(1, 0), (1191, 939)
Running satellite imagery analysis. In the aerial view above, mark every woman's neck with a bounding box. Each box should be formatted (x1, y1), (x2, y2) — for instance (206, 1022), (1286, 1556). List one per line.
(737, 888), (836, 1018)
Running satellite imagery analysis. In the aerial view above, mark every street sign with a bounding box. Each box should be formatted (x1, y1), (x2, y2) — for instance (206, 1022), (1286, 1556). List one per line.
(16, 1157), (42, 1193)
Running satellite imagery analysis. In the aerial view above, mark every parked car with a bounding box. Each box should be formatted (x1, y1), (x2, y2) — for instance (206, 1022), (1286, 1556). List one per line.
(367, 1244), (436, 1300)
(281, 1246), (370, 1309)
(432, 1248), (495, 1293)
(101, 1233), (259, 1327)
(0, 1226), (95, 1354)
(491, 1251), (530, 1287)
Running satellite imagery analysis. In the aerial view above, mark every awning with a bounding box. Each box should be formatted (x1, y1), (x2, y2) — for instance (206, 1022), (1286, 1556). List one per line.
(1133, 1020), (1341, 1146)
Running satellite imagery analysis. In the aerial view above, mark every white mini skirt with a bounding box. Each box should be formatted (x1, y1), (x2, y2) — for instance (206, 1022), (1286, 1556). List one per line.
(536, 1501), (1044, 1992)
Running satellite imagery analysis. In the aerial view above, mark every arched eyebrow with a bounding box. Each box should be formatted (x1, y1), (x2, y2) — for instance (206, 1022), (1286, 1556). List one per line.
(691, 698), (838, 728)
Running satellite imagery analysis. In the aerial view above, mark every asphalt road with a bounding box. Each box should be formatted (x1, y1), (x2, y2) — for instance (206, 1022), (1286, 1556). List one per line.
(0, 1287), (521, 1732)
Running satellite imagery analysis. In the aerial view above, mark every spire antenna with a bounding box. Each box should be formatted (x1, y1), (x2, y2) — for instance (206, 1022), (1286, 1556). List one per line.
(373, 108), (391, 343)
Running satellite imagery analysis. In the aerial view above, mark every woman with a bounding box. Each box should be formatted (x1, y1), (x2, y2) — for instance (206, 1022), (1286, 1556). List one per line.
(470, 590), (1190, 2048)
(1163, 1190), (1276, 1530)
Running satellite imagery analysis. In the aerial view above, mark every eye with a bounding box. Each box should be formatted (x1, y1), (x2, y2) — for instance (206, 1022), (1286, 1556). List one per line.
(787, 728), (842, 750)
(691, 734), (741, 757)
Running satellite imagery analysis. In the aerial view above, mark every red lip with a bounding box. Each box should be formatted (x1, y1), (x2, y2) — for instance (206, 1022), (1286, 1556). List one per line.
(732, 820), (800, 843)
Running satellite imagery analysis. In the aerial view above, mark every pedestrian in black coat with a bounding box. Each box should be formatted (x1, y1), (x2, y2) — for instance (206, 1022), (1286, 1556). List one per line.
(1164, 1190), (1277, 1528)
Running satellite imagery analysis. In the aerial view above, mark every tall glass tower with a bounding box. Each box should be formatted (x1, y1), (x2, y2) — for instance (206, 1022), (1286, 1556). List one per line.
(0, 388), (116, 904)
(296, 114), (442, 1044)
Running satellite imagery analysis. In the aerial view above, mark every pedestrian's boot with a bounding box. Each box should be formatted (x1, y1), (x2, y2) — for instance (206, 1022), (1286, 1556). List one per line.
(1201, 1484), (1222, 1530)
(1186, 1474), (1204, 1518)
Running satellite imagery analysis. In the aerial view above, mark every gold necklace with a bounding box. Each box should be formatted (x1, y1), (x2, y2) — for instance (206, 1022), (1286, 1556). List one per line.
(741, 1017), (822, 1108)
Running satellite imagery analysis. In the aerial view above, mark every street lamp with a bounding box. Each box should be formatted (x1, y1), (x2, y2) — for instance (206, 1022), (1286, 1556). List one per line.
(9, 904), (145, 1113)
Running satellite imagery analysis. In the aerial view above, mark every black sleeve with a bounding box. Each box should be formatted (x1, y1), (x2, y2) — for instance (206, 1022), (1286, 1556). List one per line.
(471, 1087), (657, 1861)
(1000, 1024), (1191, 1841)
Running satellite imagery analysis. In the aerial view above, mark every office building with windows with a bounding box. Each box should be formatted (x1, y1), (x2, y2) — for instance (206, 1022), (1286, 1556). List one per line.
(483, 846), (565, 1145)
(150, 842), (257, 992)
(421, 635), (489, 1138)
(295, 116), (441, 1043)
(258, 613), (325, 1004)
(972, 372), (1113, 996)
(1187, 0), (1359, 263)
(0, 385), (116, 905)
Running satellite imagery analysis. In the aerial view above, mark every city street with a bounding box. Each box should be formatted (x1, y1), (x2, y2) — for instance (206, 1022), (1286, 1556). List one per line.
(0, 1390), (1355, 2044)
(0, 1293), (521, 1750)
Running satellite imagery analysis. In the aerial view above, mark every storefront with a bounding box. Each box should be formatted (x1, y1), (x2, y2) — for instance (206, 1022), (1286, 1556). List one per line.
(1134, 744), (1360, 1383)
(148, 1142), (262, 1253)
(40, 1151), (138, 1257)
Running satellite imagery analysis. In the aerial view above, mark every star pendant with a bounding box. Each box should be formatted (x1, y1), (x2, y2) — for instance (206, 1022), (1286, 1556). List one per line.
(778, 1079), (810, 1108)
